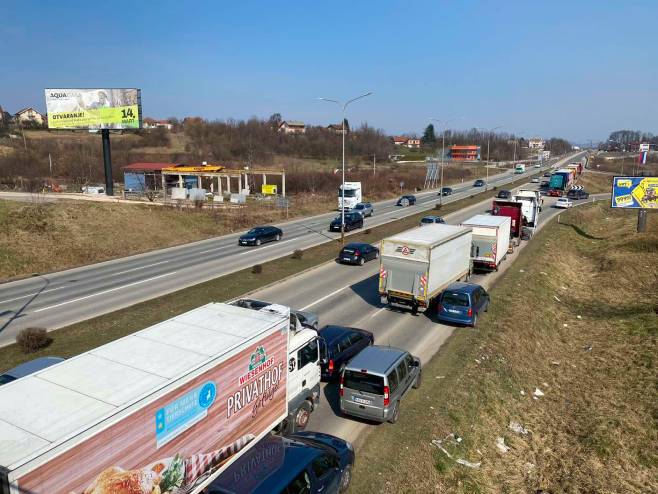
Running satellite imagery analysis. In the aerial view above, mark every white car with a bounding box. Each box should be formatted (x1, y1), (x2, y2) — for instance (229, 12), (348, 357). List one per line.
(534, 164), (541, 168)
(555, 197), (573, 209)
(531, 177), (540, 183)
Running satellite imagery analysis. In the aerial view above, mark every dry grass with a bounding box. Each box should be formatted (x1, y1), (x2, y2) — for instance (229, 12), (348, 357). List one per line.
(352, 202), (658, 493)
(578, 171), (614, 193)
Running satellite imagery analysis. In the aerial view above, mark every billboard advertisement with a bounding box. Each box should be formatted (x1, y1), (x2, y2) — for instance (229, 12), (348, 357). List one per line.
(262, 184), (278, 195)
(611, 176), (658, 209)
(11, 331), (288, 494)
(44, 88), (142, 129)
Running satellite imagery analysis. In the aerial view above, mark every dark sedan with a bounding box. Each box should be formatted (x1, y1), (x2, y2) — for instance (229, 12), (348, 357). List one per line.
(338, 242), (379, 265)
(239, 225), (282, 246)
(319, 325), (374, 380)
(396, 194), (417, 206)
(567, 188), (590, 200)
(474, 179), (486, 187)
(497, 189), (512, 199)
(329, 212), (363, 232)
(440, 187), (453, 196)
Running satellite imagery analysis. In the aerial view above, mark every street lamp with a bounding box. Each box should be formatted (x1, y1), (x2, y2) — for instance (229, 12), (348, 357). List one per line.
(513, 131), (526, 162)
(429, 117), (462, 205)
(476, 126), (503, 190)
(318, 91), (373, 244)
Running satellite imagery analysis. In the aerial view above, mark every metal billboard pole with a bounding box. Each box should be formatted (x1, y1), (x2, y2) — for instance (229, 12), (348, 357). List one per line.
(101, 129), (113, 196)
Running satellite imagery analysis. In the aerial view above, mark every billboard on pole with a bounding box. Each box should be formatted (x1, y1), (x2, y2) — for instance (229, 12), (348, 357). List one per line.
(45, 88), (142, 129)
(611, 176), (658, 209)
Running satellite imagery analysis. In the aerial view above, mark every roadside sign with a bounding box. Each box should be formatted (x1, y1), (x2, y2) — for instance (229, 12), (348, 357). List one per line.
(611, 176), (658, 209)
(262, 184), (277, 195)
(639, 143), (650, 152)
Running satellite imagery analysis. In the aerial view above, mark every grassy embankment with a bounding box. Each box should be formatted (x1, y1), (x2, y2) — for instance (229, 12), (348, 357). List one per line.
(351, 202), (657, 493)
(0, 173), (541, 371)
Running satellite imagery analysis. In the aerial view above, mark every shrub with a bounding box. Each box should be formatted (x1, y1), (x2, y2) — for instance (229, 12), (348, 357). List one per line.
(16, 327), (53, 354)
(292, 249), (304, 260)
(252, 264), (263, 274)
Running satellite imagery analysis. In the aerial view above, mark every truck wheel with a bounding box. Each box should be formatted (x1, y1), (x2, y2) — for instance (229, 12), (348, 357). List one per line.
(339, 465), (352, 493)
(413, 370), (422, 389)
(388, 401), (400, 424)
(294, 401), (312, 430)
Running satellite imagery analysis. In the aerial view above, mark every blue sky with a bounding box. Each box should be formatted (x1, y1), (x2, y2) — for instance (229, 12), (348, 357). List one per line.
(2, 0), (657, 142)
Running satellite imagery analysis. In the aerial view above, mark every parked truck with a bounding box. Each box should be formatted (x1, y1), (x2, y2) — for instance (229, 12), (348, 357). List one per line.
(491, 199), (524, 243)
(514, 189), (542, 228)
(338, 181), (362, 210)
(460, 214), (512, 271)
(379, 224), (472, 313)
(0, 302), (321, 494)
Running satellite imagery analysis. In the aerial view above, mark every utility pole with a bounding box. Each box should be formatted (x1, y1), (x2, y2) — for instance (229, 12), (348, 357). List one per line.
(373, 154), (376, 175)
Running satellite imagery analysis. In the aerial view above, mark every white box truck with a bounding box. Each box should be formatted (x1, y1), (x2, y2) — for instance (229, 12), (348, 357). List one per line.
(338, 181), (362, 210)
(379, 224), (473, 313)
(0, 302), (320, 494)
(460, 214), (512, 271)
(514, 189), (542, 231)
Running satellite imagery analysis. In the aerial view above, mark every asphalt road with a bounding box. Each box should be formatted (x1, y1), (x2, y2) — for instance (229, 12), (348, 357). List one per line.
(0, 153), (585, 345)
(244, 187), (608, 448)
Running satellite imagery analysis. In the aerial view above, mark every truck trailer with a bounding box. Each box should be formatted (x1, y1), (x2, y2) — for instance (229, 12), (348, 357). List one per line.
(491, 199), (524, 243)
(0, 303), (320, 494)
(379, 224), (472, 313)
(548, 168), (576, 196)
(460, 214), (512, 271)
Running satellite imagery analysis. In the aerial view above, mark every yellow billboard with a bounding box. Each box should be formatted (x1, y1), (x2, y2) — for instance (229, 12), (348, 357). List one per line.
(45, 89), (142, 129)
(262, 184), (278, 195)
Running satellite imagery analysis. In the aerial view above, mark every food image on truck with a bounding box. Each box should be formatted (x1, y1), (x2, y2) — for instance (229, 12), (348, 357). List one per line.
(0, 303), (289, 494)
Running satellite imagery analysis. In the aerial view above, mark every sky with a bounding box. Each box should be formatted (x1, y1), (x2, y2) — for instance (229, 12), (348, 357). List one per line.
(2, 0), (657, 143)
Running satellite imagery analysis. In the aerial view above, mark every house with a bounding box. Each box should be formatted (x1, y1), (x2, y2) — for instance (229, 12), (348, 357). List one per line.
(143, 118), (173, 130)
(392, 136), (408, 146)
(449, 145), (481, 160)
(406, 138), (421, 149)
(327, 121), (350, 135)
(14, 107), (46, 126)
(278, 121), (306, 134)
(528, 138), (545, 150)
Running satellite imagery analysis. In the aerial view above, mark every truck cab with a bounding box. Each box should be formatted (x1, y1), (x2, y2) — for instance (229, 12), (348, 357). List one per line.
(338, 181), (362, 210)
(231, 301), (321, 433)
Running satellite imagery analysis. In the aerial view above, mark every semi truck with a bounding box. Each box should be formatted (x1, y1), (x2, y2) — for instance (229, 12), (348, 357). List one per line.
(338, 181), (362, 210)
(378, 224), (472, 313)
(514, 164), (526, 174)
(548, 168), (575, 196)
(491, 199), (524, 243)
(0, 303), (321, 494)
(460, 214), (512, 271)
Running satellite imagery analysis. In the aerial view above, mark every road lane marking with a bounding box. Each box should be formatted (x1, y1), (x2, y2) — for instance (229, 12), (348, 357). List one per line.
(197, 244), (237, 254)
(236, 238), (296, 255)
(0, 286), (67, 305)
(110, 260), (170, 276)
(300, 285), (351, 311)
(33, 272), (178, 312)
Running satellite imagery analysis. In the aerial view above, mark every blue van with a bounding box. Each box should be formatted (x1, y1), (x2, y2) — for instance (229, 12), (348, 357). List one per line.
(437, 282), (490, 327)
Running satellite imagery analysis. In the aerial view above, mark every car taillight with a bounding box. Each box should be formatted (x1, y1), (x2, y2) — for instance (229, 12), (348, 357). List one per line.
(355, 250), (361, 256)
(467, 308), (473, 317)
(328, 359), (334, 372)
(339, 375), (344, 397)
(383, 386), (390, 406)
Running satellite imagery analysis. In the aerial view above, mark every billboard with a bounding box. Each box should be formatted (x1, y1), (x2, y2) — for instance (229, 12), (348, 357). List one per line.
(611, 176), (658, 209)
(45, 88), (142, 129)
(262, 184), (278, 195)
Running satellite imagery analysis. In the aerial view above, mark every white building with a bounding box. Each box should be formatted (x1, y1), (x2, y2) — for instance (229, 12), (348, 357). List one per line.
(14, 107), (46, 126)
(278, 121), (306, 134)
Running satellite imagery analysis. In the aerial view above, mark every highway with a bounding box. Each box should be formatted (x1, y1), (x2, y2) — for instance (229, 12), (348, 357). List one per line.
(0, 152), (584, 345)
(243, 187), (607, 447)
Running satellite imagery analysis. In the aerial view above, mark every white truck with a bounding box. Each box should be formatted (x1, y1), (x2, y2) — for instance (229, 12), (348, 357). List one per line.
(338, 181), (362, 210)
(514, 189), (542, 229)
(0, 303), (320, 494)
(514, 163), (526, 174)
(460, 214), (512, 271)
(379, 224), (473, 313)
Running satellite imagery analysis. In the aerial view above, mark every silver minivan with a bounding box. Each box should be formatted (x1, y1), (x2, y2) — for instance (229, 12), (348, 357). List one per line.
(339, 345), (421, 423)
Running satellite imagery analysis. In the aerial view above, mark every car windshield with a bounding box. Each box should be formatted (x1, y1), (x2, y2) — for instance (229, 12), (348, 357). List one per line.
(0, 374), (16, 385)
(343, 370), (384, 395)
(246, 228), (263, 235)
(442, 292), (470, 307)
(339, 188), (358, 198)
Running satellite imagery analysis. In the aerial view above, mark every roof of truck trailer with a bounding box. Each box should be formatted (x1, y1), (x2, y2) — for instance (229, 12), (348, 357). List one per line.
(0, 303), (286, 469)
(384, 224), (470, 246)
(461, 214), (511, 227)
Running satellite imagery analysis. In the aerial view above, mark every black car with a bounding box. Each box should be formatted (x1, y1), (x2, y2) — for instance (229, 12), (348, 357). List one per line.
(239, 226), (283, 246)
(329, 212), (363, 232)
(497, 189), (512, 199)
(567, 189), (590, 200)
(474, 179), (486, 187)
(543, 172), (552, 177)
(319, 325), (374, 380)
(207, 431), (355, 494)
(396, 194), (417, 206)
(440, 187), (453, 196)
(338, 242), (379, 265)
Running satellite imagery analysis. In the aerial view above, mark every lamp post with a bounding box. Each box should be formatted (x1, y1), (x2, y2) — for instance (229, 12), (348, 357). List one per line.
(429, 117), (461, 205)
(319, 92), (373, 244)
(477, 126), (503, 190)
(513, 132), (526, 162)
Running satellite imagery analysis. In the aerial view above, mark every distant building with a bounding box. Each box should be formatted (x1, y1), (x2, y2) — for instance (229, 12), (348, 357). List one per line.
(449, 145), (481, 161)
(406, 138), (421, 149)
(143, 118), (173, 130)
(392, 136), (408, 146)
(327, 121), (350, 135)
(14, 107), (46, 127)
(278, 121), (306, 134)
(528, 138), (545, 150)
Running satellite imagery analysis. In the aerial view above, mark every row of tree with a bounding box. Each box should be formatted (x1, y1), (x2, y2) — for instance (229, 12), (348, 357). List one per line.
(607, 130), (658, 145)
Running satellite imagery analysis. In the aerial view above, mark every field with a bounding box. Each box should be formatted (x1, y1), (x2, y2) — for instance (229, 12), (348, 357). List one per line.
(351, 202), (658, 493)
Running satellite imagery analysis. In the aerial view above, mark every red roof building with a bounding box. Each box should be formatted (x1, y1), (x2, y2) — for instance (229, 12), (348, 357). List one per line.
(449, 145), (481, 160)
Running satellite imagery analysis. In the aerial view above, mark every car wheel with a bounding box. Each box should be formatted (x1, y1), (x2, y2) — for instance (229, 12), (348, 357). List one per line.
(275, 234), (281, 241)
(339, 465), (353, 493)
(255, 239), (261, 246)
(375, 251), (379, 259)
(388, 401), (400, 424)
(471, 314), (478, 328)
(413, 370), (422, 389)
(359, 257), (365, 266)
(294, 401), (312, 430)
